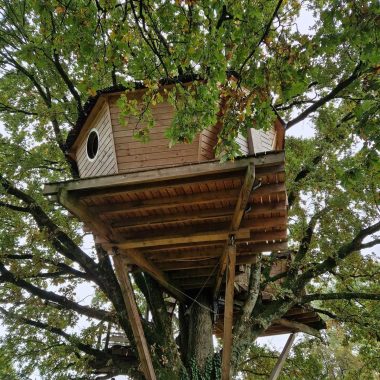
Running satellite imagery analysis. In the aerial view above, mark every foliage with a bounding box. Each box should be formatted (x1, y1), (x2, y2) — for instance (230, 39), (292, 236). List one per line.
(239, 327), (380, 379)
(0, 0), (378, 379)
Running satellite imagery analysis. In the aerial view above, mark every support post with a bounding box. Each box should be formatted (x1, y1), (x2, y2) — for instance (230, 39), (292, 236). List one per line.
(213, 162), (255, 299)
(221, 236), (236, 380)
(268, 333), (296, 380)
(113, 255), (156, 380)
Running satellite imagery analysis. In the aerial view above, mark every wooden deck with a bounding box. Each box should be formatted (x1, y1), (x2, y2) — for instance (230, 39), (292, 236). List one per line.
(44, 151), (324, 337)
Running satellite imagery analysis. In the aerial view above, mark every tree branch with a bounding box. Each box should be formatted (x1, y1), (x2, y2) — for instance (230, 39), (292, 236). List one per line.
(0, 200), (29, 212)
(275, 318), (322, 339)
(234, 257), (262, 340)
(295, 221), (380, 289)
(0, 306), (107, 358)
(0, 174), (100, 279)
(294, 207), (331, 264)
(239, 0), (284, 75)
(52, 50), (84, 116)
(286, 62), (363, 129)
(0, 262), (114, 322)
(287, 154), (323, 209)
(302, 292), (380, 303)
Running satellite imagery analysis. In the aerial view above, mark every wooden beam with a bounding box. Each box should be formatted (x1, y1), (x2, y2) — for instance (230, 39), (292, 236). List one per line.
(94, 188), (240, 215)
(113, 216), (286, 251)
(112, 207), (236, 229)
(137, 230), (287, 253)
(268, 333), (295, 380)
(153, 253), (259, 272)
(221, 241), (236, 380)
(120, 249), (186, 303)
(78, 170), (244, 199)
(58, 189), (117, 241)
(112, 203), (286, 230)
(113, 229), (251, 250)
(58, 190), (186, 302)
(43, 153), (284, 195)
(112, 256), (156, 380)
(213, 163), (256, 299)
(92, 182), (284, 217)
(145, 241), (287, 259)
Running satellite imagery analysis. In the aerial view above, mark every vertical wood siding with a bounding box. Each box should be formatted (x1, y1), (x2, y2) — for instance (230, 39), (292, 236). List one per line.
(249, 127), (276, 154)
(200, 125), (249, 160)
(76, 102), (118, 178)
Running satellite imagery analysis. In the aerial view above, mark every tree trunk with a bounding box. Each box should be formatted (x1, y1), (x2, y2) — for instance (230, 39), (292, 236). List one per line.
(182, 292), (214, 374)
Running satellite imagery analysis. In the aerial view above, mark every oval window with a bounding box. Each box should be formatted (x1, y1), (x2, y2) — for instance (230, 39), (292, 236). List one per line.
(87, 130), (99, 160)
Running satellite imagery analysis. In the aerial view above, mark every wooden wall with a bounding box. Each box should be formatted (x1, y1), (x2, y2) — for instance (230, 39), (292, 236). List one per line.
(76, 102), (118, 178)
(249, 128), (277, 154)
(109, 95), (202, 172)
(199, 126), (249, 161)
(73, 90), (281, 179)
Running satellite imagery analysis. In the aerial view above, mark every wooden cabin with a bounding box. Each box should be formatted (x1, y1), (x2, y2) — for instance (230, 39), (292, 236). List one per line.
(45, 81), (323, 379)
(65, 84), (285, 178)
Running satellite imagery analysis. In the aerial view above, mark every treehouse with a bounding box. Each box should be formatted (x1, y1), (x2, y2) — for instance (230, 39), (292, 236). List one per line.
(44, 80), (324, 379)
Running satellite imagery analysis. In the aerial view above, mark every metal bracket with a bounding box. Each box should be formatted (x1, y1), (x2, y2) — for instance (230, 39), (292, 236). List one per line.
(228, 234), (236, 246)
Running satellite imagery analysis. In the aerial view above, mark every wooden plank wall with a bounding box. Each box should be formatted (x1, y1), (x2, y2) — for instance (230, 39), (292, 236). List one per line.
(249, 128), (276, 154)
(76, 102), (118, 178)
(200, 125), (249, 161)
(109, 95), (201, 171)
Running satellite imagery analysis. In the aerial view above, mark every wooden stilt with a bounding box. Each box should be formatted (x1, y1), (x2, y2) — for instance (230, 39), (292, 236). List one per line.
(268, 333), (296, 380)
(113, 255), (156, 380)
(221, 238), (236, 380)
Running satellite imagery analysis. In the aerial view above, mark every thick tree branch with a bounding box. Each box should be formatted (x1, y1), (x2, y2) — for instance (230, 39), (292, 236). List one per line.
(0, 174), (100, 278)
(302, 292), (380, 303)
(0, 306), (109, 358)
(287, 154), (323, 209)
(2, 253), (93, 281)
(0, 262), (114, 322)
(52, 50), (84, 116)
(275, 318), (322, 339)
(294, 207), (331, 264)
(0, 200), (29, 212)
(286, 62), (363, 129)
(295, 221), (380, 289)
(0, 102), (38, 116)
(234, 257), (262, 340)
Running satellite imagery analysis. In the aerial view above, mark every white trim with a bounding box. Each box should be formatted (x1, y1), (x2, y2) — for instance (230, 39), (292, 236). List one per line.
(86, 128), (100, 162)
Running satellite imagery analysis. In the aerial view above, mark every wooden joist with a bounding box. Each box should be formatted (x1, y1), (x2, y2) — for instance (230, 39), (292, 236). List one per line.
(91, 183), (285, 217)
(111, 203), (286, 230)
(113, 256), (156, 380)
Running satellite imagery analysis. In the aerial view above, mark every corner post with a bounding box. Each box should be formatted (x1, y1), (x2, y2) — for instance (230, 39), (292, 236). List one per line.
(221, 235), (236, 380)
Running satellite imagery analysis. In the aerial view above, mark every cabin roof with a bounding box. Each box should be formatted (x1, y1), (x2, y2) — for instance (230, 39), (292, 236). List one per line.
(65, 75), (201, 151)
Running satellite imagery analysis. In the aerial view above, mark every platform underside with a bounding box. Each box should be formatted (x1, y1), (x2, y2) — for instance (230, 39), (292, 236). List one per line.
(44, 151), (324, 336)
